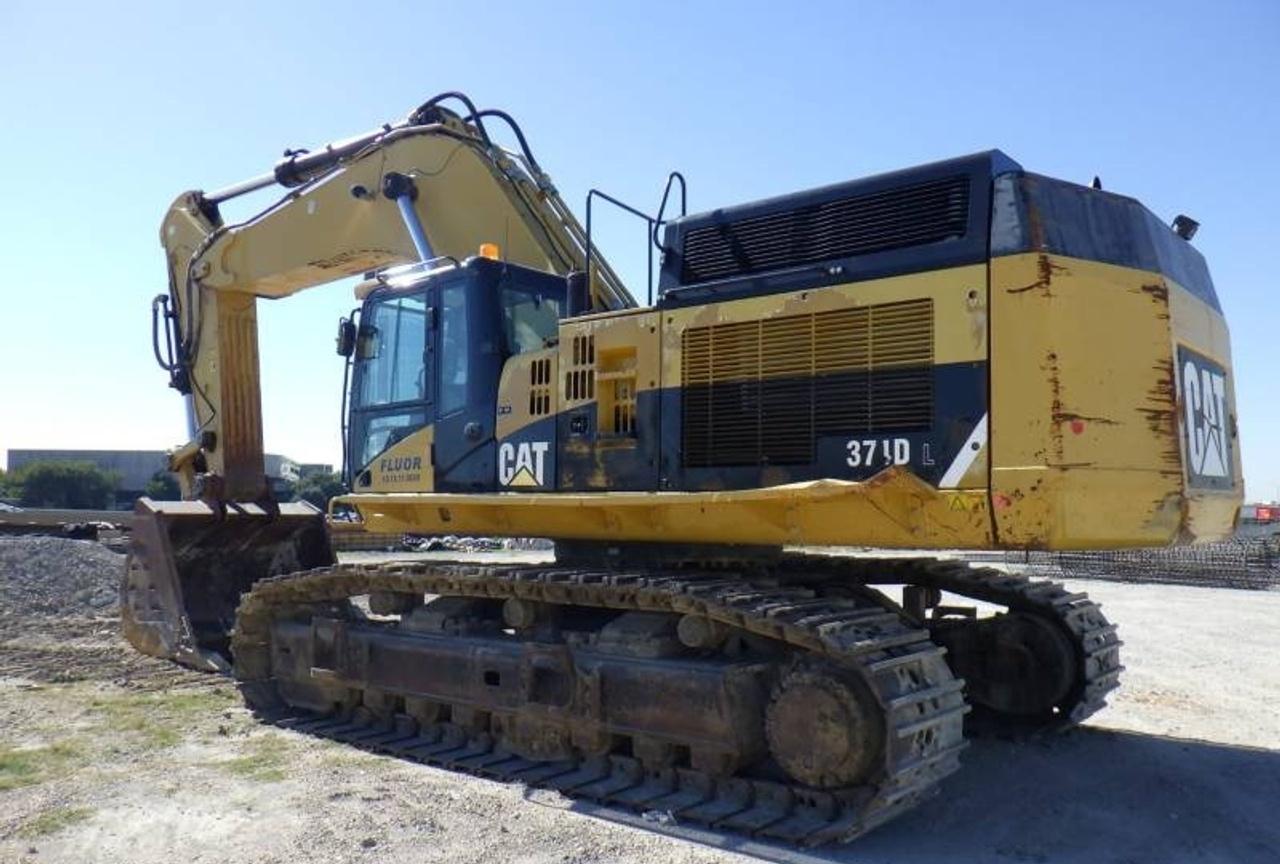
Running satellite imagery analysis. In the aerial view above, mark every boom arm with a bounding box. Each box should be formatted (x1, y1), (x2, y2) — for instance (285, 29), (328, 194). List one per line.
(156, 95), (635, 501)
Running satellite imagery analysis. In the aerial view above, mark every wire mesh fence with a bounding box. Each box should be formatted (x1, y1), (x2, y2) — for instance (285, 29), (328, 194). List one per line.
(967, 537), (1280, 590)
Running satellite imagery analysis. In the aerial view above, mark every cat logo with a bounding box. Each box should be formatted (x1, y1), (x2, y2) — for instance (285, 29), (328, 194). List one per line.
(1179, 346), (1233, 488)
(499, 440), (550, 487)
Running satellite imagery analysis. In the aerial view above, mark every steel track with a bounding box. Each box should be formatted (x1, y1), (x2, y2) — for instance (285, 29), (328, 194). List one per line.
(232, 560), (969, 845)
(786, 554), (1124, 728)
(229, 555), (1120, 845)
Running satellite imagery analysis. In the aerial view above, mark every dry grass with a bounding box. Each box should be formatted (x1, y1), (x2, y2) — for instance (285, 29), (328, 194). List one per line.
(0, 741), (84, 792)
(17, 806), (95, 839)
(214, 733), (293, 783)
(87, 687), (237, 750)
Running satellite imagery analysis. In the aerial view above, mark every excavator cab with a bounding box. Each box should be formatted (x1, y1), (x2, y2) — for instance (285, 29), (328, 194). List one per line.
(344, 255), (566, 494)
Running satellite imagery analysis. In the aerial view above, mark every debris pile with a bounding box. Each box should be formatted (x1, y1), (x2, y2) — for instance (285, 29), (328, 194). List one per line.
(972, 536), (1280, 590)
(409, 535), (555, 553)
(0, 536), (124, 617)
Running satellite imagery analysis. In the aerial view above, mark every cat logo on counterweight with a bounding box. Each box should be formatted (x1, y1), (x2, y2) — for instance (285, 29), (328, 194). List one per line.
(1178, 346), (1233, 489)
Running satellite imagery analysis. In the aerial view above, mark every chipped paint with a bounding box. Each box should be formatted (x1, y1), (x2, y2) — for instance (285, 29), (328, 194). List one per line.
(1139, 281), (1169, 302)
(1005, 253), (1067, 296)
(1141, 358), (1183, 473)
(1044, 349), (1065, 463)
(1054, 412), (1120, 427)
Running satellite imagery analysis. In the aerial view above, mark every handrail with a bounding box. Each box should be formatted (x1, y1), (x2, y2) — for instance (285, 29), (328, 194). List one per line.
(652, 171), (688, 254)
(584, 172), (689, 307)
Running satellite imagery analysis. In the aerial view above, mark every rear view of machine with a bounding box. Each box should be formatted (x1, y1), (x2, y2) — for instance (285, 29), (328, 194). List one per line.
(122, 92), (1241, 845)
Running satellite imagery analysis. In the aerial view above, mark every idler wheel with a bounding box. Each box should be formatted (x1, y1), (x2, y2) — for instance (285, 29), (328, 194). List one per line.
(975, 612), (1077, 716)
(933, 611), (1077, 717)
(765, 669), (883, 788)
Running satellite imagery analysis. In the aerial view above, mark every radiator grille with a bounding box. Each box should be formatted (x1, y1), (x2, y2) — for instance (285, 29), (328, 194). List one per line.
(682, 299), (933, 467)
(680, 176), (969, 284)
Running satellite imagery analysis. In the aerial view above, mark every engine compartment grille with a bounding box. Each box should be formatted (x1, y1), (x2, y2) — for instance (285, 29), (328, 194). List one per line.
(682, 299), (934, 468)
(679, 175), (970, 285)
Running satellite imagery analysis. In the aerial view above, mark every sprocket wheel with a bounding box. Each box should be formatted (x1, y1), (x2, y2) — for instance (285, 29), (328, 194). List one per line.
(764, 668), (884, 788)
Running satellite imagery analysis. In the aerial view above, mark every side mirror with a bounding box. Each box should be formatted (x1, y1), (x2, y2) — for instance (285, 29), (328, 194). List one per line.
(336, 318), (356, 357)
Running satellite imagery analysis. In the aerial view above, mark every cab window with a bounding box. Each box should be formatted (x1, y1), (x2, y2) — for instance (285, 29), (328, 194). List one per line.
(356, 410), (426, 468)
(438, 283), (469, 415)
(501, 281), (561, 356)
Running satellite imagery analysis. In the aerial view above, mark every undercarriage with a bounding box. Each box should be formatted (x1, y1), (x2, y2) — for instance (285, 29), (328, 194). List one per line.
(226, 552), (1121, 846)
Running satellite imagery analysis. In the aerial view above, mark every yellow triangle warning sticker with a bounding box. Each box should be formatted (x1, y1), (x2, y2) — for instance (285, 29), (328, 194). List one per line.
(508, 466), (540, 487)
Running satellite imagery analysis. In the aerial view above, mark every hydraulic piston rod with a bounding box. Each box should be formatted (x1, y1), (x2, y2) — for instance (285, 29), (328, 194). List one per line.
(383, 172), (434, 261)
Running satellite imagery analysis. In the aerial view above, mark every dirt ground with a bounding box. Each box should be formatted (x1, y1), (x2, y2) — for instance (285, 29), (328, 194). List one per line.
(1, 570), (1277, 864)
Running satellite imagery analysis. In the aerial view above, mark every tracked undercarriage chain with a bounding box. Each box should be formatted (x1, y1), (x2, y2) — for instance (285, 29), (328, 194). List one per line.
(781, 554), (1124, 729)
(231, 560), (969, 846)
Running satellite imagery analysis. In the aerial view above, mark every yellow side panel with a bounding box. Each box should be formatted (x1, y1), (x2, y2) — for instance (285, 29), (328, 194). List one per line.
(496, 349), (558, 440)
(361, 425), (434, 493)
(339, 467), (993, 548)
(989, 252), (1234, 548)
(558, 308), (662, 403)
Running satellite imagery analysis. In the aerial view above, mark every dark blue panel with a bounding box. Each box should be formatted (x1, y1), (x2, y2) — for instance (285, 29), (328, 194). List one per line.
(557, 391), (662, 491)
(990, 172), (1221, 312)
(497, 415), (558, 490)
(657, 151), (1020, 308)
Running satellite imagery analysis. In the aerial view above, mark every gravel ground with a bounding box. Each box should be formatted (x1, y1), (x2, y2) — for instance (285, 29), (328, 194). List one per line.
(0, 538), (123, 617)
(0, 557), (1277, 864)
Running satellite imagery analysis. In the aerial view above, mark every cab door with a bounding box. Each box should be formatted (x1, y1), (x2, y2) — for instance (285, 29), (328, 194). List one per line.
(429, 270), (503, 492)
(347, 289), (434, 491)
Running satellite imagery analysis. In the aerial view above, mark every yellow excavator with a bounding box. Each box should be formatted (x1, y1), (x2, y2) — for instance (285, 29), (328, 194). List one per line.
(123, 91), (1241, 845)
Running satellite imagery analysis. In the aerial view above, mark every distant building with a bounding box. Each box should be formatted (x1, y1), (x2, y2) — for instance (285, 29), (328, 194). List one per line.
(264, 454), (301, 486)
(6, 449), (302, 509)
(299, 463), (335, 479)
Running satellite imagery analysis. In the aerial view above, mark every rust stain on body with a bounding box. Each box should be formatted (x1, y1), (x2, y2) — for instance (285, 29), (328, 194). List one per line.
(1140, 358), (1182, 471)
(1139, 282), (1169, 302)
(1007, 254), (1067, 296)
(1136, 281), (1171, 321)
(1043, 350), (1065, 462)
(1054, 412), (1120, 426)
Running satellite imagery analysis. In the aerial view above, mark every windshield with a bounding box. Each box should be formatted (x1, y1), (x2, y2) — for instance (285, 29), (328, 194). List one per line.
(355, 292), (427, 407)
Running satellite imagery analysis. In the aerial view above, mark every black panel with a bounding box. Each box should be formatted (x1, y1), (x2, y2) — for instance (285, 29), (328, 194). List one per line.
(1176, 345), (1233, 490)
(497, 415), (558, 489)
(680, 175), (970, 284)
(658, 151), (1020, 308)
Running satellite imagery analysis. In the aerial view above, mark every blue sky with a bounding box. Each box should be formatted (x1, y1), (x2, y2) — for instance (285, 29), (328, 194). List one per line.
(0, 1), (1277, 500)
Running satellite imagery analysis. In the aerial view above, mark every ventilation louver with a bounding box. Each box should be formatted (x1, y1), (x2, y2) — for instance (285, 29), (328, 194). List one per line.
(681, 299), (933, 467)
(679, 176), (969, 285)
